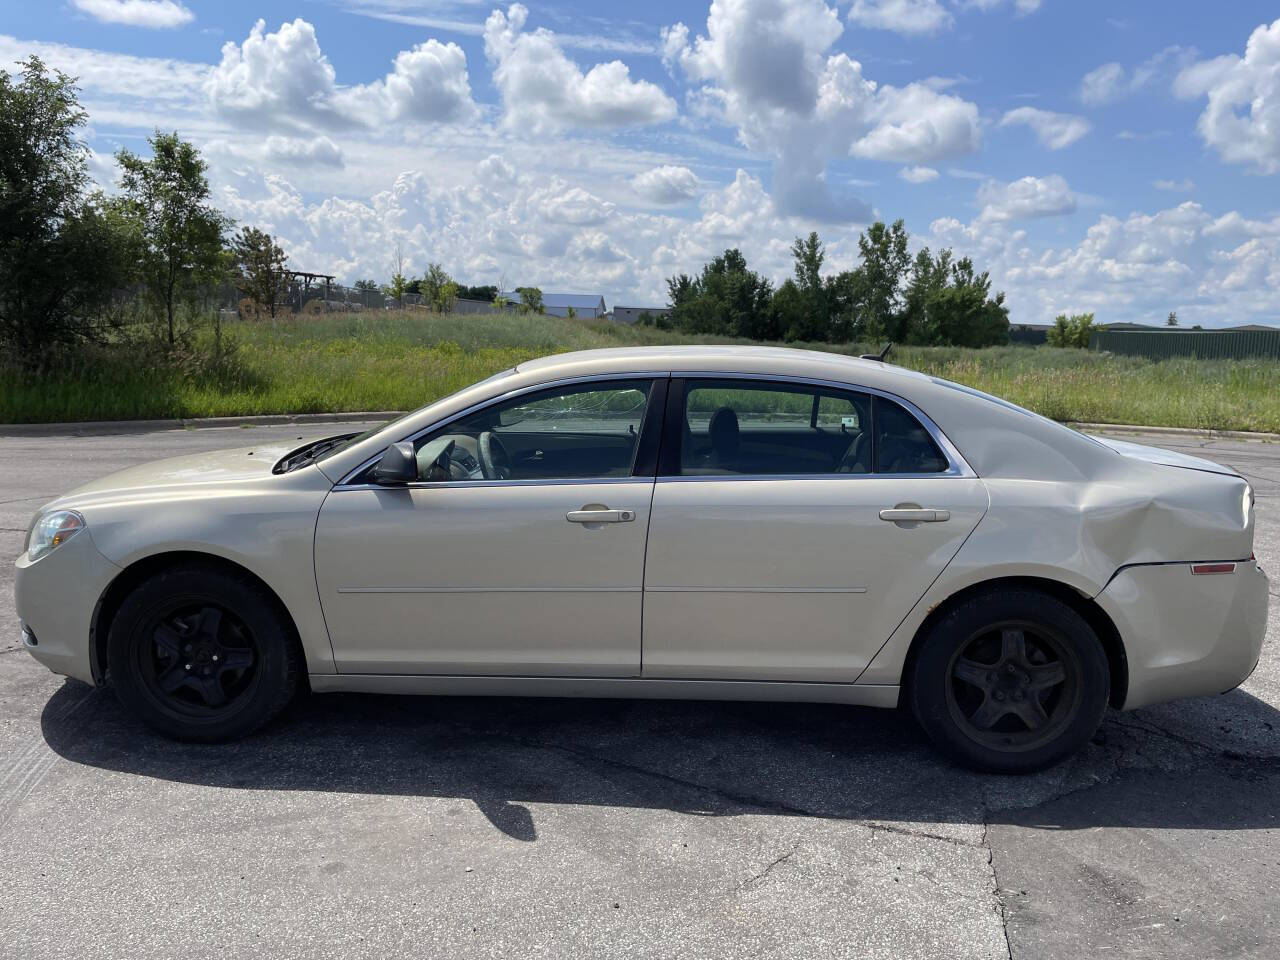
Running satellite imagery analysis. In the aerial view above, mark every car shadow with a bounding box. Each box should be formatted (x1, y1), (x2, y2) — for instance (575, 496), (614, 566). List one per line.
(40, 680), (1280, 843)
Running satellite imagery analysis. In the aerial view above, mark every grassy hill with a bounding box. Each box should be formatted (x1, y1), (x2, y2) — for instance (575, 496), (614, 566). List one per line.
(3, 310), (1279, 431)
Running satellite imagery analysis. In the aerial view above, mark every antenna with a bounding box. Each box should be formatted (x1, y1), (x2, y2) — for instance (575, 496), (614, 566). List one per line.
(860, 342), (894, 362)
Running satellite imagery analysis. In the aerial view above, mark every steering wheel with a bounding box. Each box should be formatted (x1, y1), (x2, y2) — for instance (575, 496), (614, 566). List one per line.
(478, 430), (513, 480)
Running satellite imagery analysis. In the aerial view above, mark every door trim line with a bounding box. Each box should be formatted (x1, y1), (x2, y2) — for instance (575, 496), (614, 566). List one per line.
(646, 585), (867, 594)
(335, 586), (641, 594)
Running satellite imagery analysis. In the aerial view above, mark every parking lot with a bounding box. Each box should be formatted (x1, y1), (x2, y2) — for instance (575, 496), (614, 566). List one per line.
(1, 421), (1276, 959)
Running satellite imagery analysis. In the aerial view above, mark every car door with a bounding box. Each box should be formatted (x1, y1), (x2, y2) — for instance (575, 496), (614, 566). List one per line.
(315, 377), (664, 676)
(641, 376), (988, 682)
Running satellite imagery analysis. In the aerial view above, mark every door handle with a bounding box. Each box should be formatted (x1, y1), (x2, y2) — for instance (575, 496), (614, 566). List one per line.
(567, 507), (635, 524)
(879, 507), (950, 523)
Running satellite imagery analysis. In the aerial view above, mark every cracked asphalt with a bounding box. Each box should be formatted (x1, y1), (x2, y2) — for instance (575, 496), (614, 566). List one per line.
(1, 422), (1277, 959)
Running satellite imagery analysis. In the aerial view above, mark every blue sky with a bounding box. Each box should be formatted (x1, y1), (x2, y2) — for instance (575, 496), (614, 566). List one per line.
(4, 1), (1279, 326)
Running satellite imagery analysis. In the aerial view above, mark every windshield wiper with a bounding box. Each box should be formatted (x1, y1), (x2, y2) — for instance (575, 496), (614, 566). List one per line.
(273, 433), (360, 474)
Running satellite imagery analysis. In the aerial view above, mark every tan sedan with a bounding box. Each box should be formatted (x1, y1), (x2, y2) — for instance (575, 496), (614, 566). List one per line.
(16, 346), (1268, 772)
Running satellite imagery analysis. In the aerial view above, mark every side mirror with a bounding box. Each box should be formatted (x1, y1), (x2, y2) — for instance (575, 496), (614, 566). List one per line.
(373, 442), (417, 485)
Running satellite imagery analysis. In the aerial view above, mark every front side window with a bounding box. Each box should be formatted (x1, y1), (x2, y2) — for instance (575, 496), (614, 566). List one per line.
(675, 379), (950, 476)
(403, 379), (653, 482)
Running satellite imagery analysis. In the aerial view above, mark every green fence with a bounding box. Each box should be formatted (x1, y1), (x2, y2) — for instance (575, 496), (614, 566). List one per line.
(1089, 329), (1280, 360)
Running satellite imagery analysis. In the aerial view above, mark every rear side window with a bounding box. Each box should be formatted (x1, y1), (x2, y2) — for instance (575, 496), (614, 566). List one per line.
(873, 396), (949, 474)
(670, 379), (951, 476)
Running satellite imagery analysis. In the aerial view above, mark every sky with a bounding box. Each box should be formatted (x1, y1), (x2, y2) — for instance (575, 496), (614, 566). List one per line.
(3, 0), (1279, 327)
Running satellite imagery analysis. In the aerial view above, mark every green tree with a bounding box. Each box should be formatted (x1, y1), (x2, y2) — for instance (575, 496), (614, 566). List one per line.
(897, 246), (953, 344)
(114, 131), (230, 344)
(232, 227), (289, 321)
(0, 57), (137, 366)
(666, 249), (776, 339)
(923, 259), (1009, 348)
(855, 219), (910, 342)
(1167, 311), (1178, 327)
(421, 262), (458, 313)
(458, 284), (497, 302)
(566, 305), (577, 319)
(516, 286), (544, 313)
(1047, 312), (1095, 349)
(783, 232), (828, 341)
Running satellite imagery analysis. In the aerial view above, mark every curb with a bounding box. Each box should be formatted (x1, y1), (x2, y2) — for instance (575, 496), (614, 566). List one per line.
(0, 410), (403, 438)
(1, 411), (1276, 443)
(1068, 422), (1280, 443)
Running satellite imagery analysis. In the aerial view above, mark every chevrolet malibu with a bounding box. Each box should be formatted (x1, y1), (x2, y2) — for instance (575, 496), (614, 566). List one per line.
(16, 346), (1268, 772)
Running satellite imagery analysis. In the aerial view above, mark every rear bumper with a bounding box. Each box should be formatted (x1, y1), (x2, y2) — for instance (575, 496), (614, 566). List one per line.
(1097, 560), (1269, 710)
(14, 532), (120, 685)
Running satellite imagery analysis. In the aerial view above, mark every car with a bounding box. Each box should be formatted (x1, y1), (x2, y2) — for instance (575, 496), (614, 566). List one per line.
(15, 346), (1268, 772)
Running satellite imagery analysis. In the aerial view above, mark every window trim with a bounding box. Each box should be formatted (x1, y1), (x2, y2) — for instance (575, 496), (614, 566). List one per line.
(333, 372), (668, 490)
(657, 372), (976, 481)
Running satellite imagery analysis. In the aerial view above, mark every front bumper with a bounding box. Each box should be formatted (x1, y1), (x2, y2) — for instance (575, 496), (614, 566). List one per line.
(14, 531), (121, 685)
(1097, 560), (1269, 710)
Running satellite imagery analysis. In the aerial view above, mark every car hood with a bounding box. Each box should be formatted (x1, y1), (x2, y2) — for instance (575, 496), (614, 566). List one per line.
(1087, 435), (1239, 478)
(46, 442), (307, 508)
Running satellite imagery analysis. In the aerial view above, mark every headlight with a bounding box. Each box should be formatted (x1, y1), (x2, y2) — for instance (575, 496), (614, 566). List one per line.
(26, 510), (86, 561)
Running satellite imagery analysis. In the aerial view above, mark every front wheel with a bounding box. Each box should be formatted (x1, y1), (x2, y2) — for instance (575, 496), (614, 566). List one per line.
(107, 565), (300, 742)
(908, 589), (1110, 774)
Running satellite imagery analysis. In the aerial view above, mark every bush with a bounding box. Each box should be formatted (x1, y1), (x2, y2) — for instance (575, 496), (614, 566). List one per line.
(1046, 312), (1096, 349)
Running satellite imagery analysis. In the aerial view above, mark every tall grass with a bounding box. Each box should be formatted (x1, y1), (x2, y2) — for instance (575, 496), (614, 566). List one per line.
(3, 310), (1280, 431)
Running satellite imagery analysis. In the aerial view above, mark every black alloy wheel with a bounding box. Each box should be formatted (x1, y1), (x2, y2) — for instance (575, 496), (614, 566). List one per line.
(909, 588), (1110, 773)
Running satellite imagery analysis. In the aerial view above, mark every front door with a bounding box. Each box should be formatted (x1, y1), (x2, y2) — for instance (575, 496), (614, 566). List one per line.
(315, 378), (661, 676)
(641, 377), (988, 682)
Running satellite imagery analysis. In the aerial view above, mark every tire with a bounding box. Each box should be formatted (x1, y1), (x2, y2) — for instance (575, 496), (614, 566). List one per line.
(107, 565), (300, 742)
(908, 588), (1109, 774)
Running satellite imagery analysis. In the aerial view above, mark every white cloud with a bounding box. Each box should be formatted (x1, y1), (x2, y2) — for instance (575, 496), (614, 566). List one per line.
(1080, 45), (1196, 105)
(206, 19), (476, 132)
(263, 135), (344, 168)
(632, 165), (699, 204)
(932, 200), (1280, 326)
(1153, 178), (1194, 192)
(847, 0), (952, 35)
(70, 0), (193, 29)
(899, 165), (939, 183)
(482, 4), (677, 133)
(1174, 18), (1280, 174)
(999, 106), (1091, 149)
(662, 0), (980, 221)
(0, 34), (207, 103)
(963, 0), (1041, 13)
(205, 19), (345, 132)
(340, 39), (476, 124)
(977, 174), (1077, 221)
(475, 154), (517, 186)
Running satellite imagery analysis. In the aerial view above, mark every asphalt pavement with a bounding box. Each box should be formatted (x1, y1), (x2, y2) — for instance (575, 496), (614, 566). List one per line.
(0, 421), (1276, 959)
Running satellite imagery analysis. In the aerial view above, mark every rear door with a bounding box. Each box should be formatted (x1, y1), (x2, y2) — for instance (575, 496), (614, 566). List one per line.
(641, 376), (988, 682)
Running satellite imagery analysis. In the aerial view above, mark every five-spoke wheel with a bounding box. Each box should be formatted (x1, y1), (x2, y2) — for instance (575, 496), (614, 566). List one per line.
(909, 589), (1110, 773)
(108, 565), (300, 742)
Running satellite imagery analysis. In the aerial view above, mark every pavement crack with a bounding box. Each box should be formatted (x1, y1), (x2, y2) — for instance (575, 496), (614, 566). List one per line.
(980, 810), (1014, 960)
(744, 844), (798, 888)
(863, 820), (983, 849)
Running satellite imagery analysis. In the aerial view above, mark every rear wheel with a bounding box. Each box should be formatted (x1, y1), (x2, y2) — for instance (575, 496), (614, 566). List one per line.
(107, 565), (300, 742)
(908, 589), (1109, 773)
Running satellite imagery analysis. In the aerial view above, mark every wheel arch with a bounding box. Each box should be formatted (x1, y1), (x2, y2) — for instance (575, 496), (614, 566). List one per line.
(898, 575), (1128, 710)
(90, 550), (306, 688)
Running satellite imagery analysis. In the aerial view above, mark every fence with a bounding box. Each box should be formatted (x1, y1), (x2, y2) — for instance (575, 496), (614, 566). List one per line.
(1089, 329), (1280, 360)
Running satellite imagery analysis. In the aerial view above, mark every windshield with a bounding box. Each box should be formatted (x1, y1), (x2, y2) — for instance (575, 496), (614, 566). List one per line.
(311, 366), (519, 465)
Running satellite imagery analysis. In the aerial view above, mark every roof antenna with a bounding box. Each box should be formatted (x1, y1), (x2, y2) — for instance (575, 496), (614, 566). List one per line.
(860, 342), (894, 362)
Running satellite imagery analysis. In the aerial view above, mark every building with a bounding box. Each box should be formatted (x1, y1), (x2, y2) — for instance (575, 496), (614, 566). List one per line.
(498, 292), (607, 318)
(613, 305), (672, 326)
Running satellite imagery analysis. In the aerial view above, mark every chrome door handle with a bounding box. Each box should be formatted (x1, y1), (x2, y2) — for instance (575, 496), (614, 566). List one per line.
(879, 508), (950, 522)
(566, 508), (635, 524)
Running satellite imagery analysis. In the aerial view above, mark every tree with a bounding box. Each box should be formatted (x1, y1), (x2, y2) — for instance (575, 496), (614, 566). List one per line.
(232, 227), (289, 322)
(856, 219), (910, 341)
(0, 57), (137, 366)
(666, 249), (776, 339)
(114, 132), (229, 344)
(458, 284), (497, 302)
(383, 243), (408, 308)
(897, 246), (953, 344)
(782, 232), (828, 341)
(1167, 311), (1178, 327)
(566, 306), (577, 319)
(1047, 312), (1095, 349)
(421, 262), (458, 313)
(516, 286), (544, 313)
